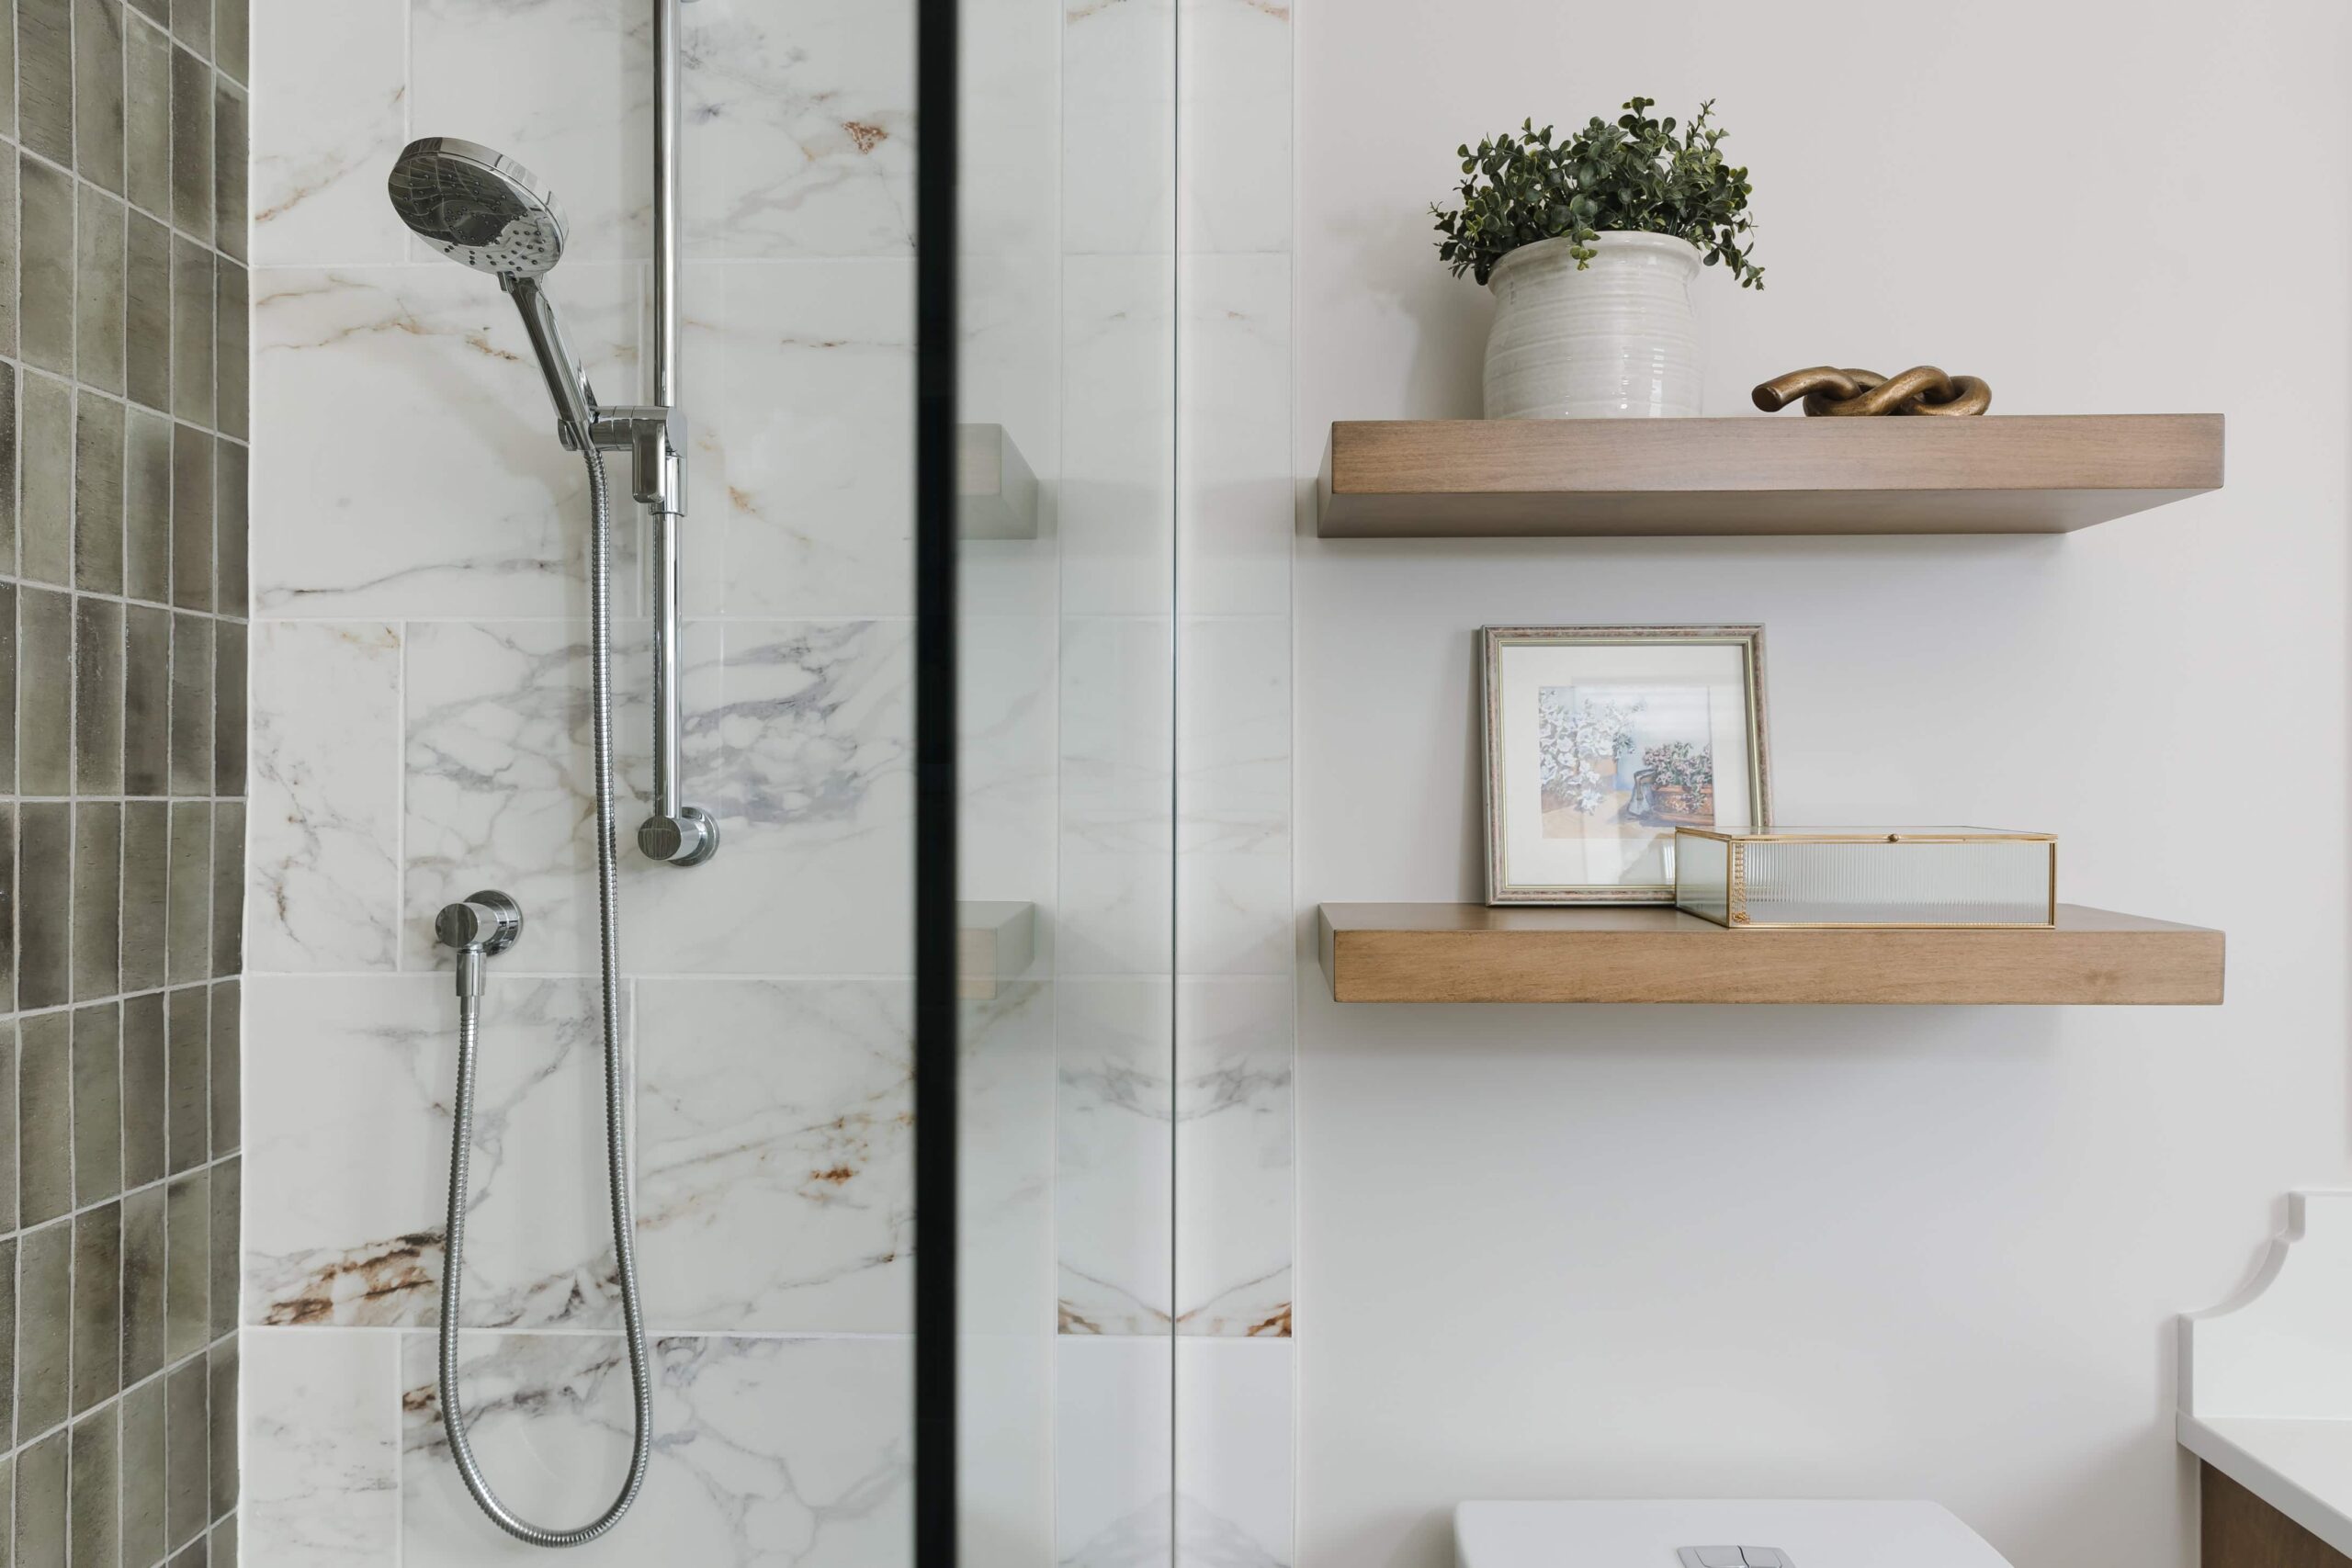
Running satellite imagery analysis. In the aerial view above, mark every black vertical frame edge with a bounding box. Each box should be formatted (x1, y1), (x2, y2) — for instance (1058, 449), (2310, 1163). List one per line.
(912, 0), (960, 1558)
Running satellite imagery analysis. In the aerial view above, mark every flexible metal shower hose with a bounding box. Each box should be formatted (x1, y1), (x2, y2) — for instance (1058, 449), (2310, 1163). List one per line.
(438, 445), (655, 1546)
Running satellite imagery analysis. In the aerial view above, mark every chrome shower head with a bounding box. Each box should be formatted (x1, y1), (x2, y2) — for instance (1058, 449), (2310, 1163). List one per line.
(388, 136), (597, 438)
(388, 137), (569, 279)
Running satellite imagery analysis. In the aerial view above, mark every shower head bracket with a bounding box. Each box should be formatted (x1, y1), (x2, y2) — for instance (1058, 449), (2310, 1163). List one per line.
(566, 405), (690, 516)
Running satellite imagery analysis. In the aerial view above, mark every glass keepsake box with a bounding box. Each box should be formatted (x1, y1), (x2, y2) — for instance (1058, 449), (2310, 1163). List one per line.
(1673, 827), (2057, 929)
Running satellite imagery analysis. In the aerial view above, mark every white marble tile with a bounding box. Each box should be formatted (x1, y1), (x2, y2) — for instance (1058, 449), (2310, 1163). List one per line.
(1059, 256), (1176, 618)
(251, 0), (412, 265)
(674, 259), (913, 620)
(402, 617), (651, 974)
(1055, 1335), (1174, 1564)
(407, 0), (911, 266)
(402, 616), (911, 976)
(681, 0), (914, 260)
(408, 0), (654, 265)
(401, 1333), (911, 1566)
(252, 265), (641, 621)
(1176, 0), (1294, 255)
(1176, 977), (1292, 1337)
(1177, 615), (1291, 976)
(1176, 254), (1294, 619)
(629, 976), (1046, 1337)
(628, 618), (914, 975)
(1062, 0), (1175, 255)
(243, 1327), (402, 1566)
(958, 1334), (1054, 1568)
(631, 977), (913, 1334)
(248, 621), (406, 974)
(1175, 1337), (1294, 1566)
(1057, 978), (1171, 1336)
(960, 0), (1061, 261)
(1058, 617), (1174, 979)
(243, 975), (623, 1330)
(958, 613), (1057, 931)
(959, 982), (1057, 1337)
(957, 249), (1060, 550)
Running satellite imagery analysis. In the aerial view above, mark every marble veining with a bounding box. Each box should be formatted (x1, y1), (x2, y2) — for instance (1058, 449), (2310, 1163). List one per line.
(401, 1332), (911, 1565)
(247, 620), (405, 972)
(408, 0), (656, 264)
(632, 978), (915, 1334)
(250, 0), (412, 265)
(623, 619), (913, 976)
(243, 1329), (402, 1566)
(244, 975), (624, 1330)
(1168, 979), (1295, 1337)
(679, 4), (915, 258)
(253, 265), (642, 620)
(1057, 980), (1172, 1336)
(676, 259), (914, 619)
(403, 617), (654, 972)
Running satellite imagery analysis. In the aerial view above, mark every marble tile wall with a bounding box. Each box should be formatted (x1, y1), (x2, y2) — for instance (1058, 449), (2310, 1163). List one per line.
(244, 0), (1073, 1563)
(1048, 0), (1298, 1562)
(3, 0), (250, 1560)
(1175, 0), (1295, 1562)
(246, 0), (1289, 1559)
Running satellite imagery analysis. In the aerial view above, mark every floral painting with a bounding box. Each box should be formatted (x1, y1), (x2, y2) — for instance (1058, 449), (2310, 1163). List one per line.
(1536, 684), (1718, 838)
(1484, 626), (1767, 904)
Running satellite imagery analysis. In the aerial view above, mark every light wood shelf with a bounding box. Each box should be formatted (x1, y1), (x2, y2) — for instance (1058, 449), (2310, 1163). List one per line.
(1316, 414), (2223, 537)
(1317, 902), (2224, 1006)
(958, 423), (1040, 540)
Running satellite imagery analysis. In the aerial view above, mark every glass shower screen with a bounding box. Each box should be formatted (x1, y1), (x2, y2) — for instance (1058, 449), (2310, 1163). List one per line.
(918, 0), (1181, 1561)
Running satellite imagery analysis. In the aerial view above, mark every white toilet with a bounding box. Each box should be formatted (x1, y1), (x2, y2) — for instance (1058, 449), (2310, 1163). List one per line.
(1456, 1500), (2017, 1568)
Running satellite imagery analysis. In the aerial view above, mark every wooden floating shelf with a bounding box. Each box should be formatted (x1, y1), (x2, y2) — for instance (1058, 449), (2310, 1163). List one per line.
(1317, 414), (2223, 537)
(1317, 903), (2224, 1006)
(958, 423), (1040, 540)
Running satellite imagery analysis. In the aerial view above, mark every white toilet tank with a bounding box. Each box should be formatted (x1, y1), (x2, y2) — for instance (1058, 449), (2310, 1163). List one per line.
(1456, 1500), (2017, 1568)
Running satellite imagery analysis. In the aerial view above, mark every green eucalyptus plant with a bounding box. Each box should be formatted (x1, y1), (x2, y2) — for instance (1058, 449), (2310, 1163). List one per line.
(1431, 97), (1763, 288)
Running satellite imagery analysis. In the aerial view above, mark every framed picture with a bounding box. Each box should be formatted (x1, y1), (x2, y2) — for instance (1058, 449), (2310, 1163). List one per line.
(1481, 625), (1771, 905)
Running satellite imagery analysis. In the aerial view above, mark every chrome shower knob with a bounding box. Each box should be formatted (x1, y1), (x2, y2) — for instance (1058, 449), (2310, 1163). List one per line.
(435, 890), (525, 954)
(638, 807), (718, 867)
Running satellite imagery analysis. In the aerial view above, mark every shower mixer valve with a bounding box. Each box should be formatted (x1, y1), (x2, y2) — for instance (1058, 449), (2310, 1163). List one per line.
(435, 890), (524, 998)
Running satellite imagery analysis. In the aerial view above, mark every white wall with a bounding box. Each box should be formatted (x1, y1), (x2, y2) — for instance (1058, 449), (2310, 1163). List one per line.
(1293, 4), (2352, 1565)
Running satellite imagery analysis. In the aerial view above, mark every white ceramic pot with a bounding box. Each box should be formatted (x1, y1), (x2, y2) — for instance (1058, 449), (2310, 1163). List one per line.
(1482, 231), (1704, 419)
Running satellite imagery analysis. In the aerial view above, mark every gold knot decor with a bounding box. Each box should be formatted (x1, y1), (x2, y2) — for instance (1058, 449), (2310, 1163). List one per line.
(1751, 365), (1992, 417)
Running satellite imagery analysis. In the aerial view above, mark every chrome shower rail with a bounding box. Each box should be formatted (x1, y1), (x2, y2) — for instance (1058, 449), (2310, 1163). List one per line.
(635, 0), (715, 866)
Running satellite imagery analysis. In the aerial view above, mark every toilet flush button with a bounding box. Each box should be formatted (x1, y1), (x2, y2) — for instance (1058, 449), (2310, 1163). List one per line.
(1679, 1549), (1747, 1568)
(1677, 1549), (1791, 1568)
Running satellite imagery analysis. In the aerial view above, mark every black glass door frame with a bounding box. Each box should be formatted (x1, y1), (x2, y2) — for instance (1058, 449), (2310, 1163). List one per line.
(912, 0), (959, 1560)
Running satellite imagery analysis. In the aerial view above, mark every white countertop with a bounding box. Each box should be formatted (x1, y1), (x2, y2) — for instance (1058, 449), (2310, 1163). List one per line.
(2177, 1414), (2352, 1557)
(2177, 1193), (2352, 1555)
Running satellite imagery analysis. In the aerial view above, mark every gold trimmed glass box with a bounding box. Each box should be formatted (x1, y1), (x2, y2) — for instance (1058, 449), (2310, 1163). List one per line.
(1673, 828), (2057, 929)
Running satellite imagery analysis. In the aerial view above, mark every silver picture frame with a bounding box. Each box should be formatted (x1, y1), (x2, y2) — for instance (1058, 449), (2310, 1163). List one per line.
(1481, 625), (1772, 905)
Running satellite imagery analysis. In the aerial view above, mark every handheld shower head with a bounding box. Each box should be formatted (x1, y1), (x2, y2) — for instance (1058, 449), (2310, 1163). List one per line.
(388, 137), (568, 278)
(388, 136), (597, 438)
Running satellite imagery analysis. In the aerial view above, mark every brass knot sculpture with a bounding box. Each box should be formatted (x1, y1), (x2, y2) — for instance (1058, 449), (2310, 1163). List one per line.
(1752, 365), (1992, 417)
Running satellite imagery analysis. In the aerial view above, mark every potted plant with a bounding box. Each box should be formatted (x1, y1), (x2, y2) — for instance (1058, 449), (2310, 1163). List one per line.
(1432, 97), (1763, 419)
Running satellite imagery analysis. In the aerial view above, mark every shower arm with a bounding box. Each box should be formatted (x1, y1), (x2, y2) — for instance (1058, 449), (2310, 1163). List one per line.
(560, 0), (714, 868)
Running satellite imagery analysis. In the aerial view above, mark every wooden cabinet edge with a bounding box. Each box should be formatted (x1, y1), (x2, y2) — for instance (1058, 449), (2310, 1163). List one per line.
(2204, 1462), (2352, 1568)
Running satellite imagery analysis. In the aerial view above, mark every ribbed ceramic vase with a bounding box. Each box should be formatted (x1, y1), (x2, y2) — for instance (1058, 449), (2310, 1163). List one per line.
(1482, 231), (1704, 419)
